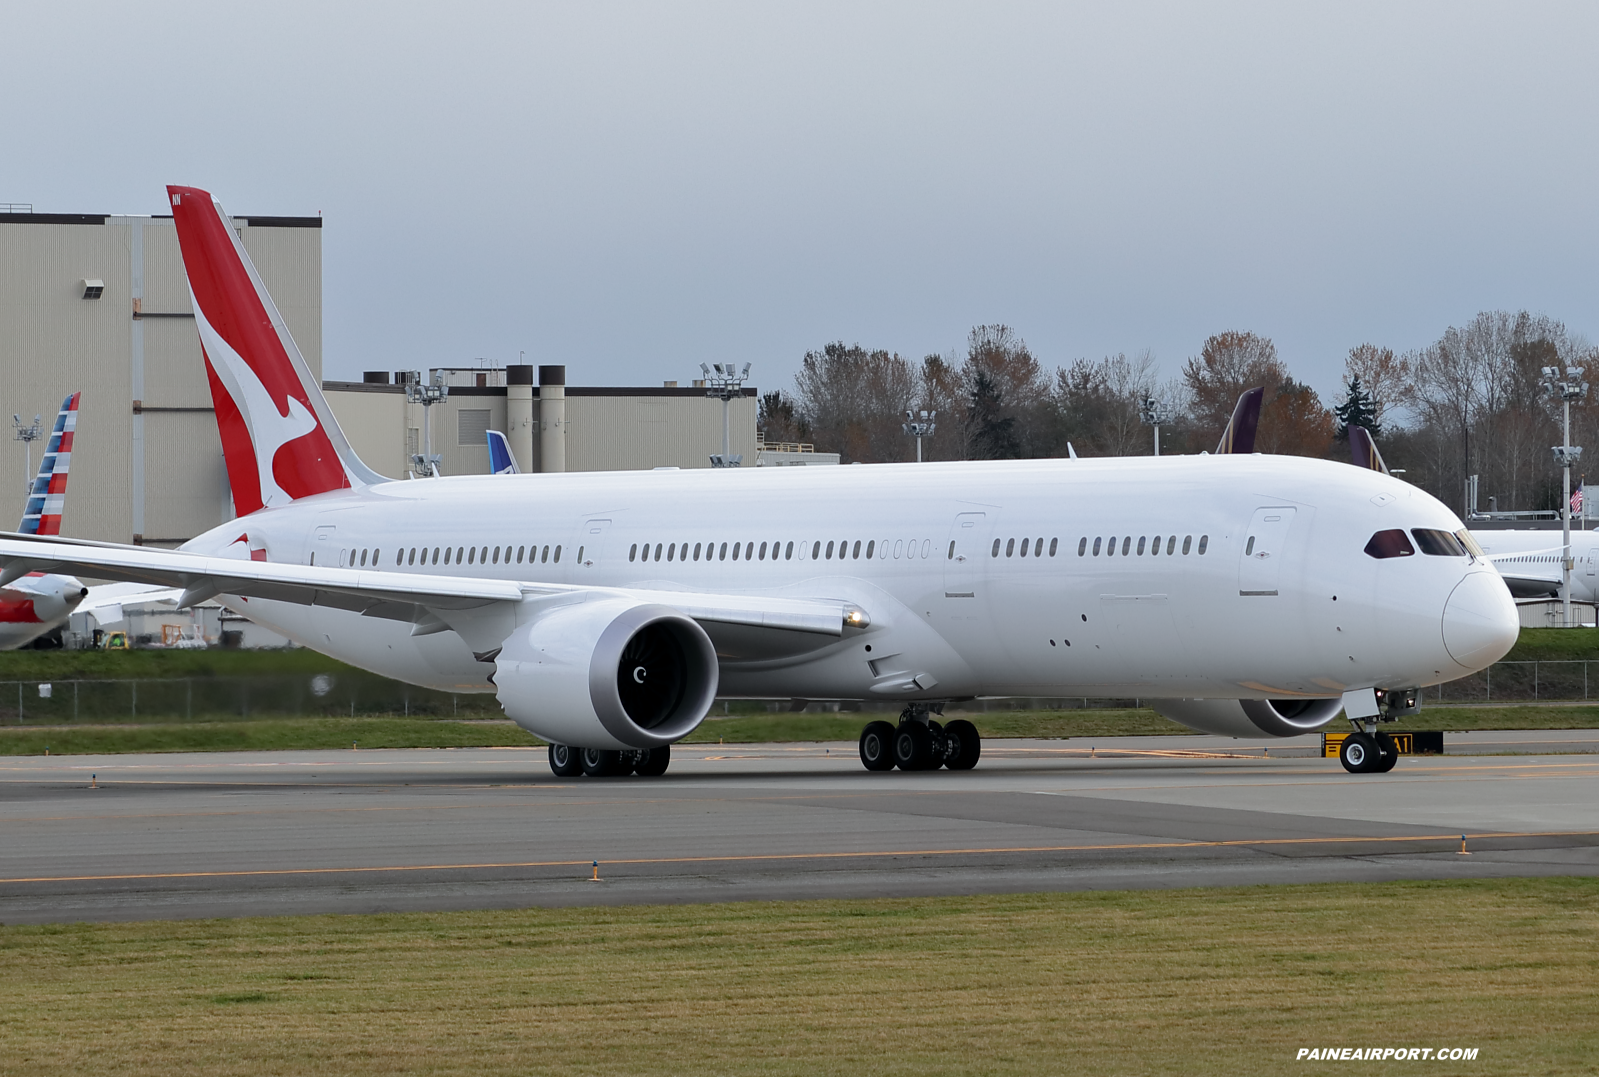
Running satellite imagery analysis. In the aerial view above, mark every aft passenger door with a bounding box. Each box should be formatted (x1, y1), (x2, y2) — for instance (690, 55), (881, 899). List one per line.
(1238, 508), (1296, 596)
(944, 512), (987, 598)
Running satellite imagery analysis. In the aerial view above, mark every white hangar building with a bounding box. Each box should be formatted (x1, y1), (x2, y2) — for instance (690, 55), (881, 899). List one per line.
(0, 207), (807, 549)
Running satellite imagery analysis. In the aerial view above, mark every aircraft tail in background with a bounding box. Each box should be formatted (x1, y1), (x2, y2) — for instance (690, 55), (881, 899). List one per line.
(18, 391), (80, 536)
(486, 430), (521, 475)
(1214, 387), (1263, 455)
(167, 185), (387, 516)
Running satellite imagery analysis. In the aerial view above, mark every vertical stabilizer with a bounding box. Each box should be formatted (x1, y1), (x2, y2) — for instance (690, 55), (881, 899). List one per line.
(1348, 425), (1390, 475)
(1214, 387), (1264, 454)
(18, 392), (80, 535)
(167, 185), (386, 516)
(486, 430), (521, 474)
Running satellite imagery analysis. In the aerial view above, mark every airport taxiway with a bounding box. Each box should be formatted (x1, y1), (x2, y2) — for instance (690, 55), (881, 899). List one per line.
(1, 735), (1596, 924)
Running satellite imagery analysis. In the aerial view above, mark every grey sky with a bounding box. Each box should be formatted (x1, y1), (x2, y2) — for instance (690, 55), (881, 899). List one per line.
(6, 2), (1596, 405)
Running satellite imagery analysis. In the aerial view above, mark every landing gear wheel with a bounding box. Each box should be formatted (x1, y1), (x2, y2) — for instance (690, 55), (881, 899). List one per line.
(581, 747), (627, 777)
(633, 745), (671, 777)
(548, 743), (582, 777)
(1373, 732), (1399, 773)
(944, 719), (981, 770)
(859, 721), (896, 771)
(893, 722), (934, 771)
(1339, 732), (1378, 774)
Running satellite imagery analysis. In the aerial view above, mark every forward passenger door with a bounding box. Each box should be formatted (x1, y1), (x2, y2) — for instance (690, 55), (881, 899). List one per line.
(1238, 508), (1296, 596)
(944, 512), (987, 598)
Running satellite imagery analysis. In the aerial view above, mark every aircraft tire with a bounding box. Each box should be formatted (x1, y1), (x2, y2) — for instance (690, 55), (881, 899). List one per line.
(634, 745), (671, 777)
(1373, 732), (1399, 773)
(944, 719), (981, 770)
(892, 722), (934, 771)
(859, 721), (896, 771)
(581, 747), (627, 777)
(548, 743), (583, 777)
(1339, 732), (1378, 774)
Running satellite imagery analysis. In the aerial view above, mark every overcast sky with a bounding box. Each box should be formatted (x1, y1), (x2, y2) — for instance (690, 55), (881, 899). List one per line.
(6, 2), (1597, 403)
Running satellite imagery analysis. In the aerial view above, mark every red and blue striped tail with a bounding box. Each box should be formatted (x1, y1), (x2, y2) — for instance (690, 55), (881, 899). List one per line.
(18, 391), (80, 536)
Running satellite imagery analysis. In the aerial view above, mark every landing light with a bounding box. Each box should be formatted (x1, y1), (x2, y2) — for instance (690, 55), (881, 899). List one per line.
(844, 607), (870, 628)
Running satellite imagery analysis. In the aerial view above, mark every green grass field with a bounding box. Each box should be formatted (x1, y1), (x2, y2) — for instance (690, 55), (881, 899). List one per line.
(0, 878), (1593, 1076)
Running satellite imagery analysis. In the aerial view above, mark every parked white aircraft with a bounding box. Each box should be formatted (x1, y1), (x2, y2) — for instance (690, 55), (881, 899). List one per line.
(0, 186), (1519, 776)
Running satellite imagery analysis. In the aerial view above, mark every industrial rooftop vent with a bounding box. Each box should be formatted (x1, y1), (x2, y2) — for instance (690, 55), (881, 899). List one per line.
(81, 279), (104, 300)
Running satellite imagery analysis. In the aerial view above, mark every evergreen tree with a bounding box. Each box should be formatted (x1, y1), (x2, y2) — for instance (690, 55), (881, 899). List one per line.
(1334, 374), (1379, 440)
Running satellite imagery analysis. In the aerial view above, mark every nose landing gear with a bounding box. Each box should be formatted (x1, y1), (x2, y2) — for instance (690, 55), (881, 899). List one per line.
(1338, 729), (1399, 774)
(859, 705), (980, 772)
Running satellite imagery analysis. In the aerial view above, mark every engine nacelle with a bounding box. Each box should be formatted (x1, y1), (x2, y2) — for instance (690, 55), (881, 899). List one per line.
(495, 599), (719, 750)
(1152, 697), (1345, 738)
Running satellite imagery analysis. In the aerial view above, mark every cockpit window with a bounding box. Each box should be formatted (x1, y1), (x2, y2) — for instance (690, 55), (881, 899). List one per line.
(1455, 529), (1484, 558)
(1412, 528), (1467, 557)
(1365, 529), (1415, 559)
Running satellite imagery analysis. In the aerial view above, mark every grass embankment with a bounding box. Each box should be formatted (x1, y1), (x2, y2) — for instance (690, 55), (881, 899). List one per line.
(0, 878), (1593, 1076)
(1502, 626), (1599, 662)
(0, 648), (352, 680)
(0, 718), (540, 756)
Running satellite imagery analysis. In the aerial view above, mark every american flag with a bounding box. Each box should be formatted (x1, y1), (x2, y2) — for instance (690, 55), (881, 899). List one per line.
(1573, 486), (1585, 516)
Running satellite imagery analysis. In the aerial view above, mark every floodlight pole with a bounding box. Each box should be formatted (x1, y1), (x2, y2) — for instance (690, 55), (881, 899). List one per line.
(404, 370), (450, 477)
(902, 409), (936, 462)
(12, 413), (41, 499)
(1138, 396), (1172, 457)
(701, 363), (750, 467)
(1543, 365), (1588, 627)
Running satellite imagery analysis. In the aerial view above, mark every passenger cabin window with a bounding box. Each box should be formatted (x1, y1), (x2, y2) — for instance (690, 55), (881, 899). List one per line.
(1078, 537), (1087, 556)
(1412, 528), (1467, 556)
(1365, 529), (1415, 559)
(1197, 535), (1208, 554)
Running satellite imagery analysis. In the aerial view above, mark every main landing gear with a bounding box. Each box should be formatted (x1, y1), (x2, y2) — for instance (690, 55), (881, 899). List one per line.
(859, 704), (980, 772)
(548, 743), (671, 778)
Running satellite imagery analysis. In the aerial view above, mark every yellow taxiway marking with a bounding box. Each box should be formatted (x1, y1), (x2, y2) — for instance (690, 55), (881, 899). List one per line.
(2, 829), (1595, 886)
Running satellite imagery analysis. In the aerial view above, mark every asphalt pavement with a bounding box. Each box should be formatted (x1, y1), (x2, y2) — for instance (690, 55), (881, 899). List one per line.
(1, 733), (1595, 924)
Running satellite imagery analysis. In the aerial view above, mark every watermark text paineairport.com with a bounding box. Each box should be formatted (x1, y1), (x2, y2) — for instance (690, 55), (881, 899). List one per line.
(1298, 1048), (1478, 1062)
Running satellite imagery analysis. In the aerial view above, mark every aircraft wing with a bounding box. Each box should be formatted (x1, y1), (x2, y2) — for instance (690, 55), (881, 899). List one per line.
(0, 533), (860, 641)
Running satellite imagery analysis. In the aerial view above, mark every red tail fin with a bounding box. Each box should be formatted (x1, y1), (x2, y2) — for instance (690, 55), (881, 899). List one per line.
(168, 186), (382, 514)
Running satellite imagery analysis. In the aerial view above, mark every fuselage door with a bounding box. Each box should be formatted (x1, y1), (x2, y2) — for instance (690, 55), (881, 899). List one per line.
(311, 525), (335, 566)
(579, 519), (611, 567)
(1238, 508), (1296, 596)
(944, 512), (987, 598)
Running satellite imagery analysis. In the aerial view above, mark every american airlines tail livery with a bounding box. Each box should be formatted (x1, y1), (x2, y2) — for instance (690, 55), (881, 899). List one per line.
(0, 392), (91, 648)
(0, 186), (1520, 776)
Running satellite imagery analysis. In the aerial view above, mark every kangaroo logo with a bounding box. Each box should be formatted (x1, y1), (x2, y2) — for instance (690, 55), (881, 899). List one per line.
(193, 292), (321, 510)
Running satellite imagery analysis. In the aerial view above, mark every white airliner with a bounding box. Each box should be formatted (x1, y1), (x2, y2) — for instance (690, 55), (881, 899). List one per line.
(0, 186), (1520, 777)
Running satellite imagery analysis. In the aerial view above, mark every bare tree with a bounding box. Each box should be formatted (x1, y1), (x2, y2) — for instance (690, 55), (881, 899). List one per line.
(1343, 344), (1412, 431)
(793, 343), (919, 463)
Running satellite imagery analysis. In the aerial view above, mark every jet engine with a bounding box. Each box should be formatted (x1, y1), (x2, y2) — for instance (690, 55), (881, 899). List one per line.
(1151, 697), (1345, 738)
(494, 599), (719, 750)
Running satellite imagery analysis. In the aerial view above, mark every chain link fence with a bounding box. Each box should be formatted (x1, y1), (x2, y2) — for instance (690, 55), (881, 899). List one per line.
(1427, 661), (1597, 703)
(0, 673), (502, 725)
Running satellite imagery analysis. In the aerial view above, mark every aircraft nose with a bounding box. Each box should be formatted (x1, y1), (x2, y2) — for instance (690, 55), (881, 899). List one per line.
(1442, 570), (1519, 670)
